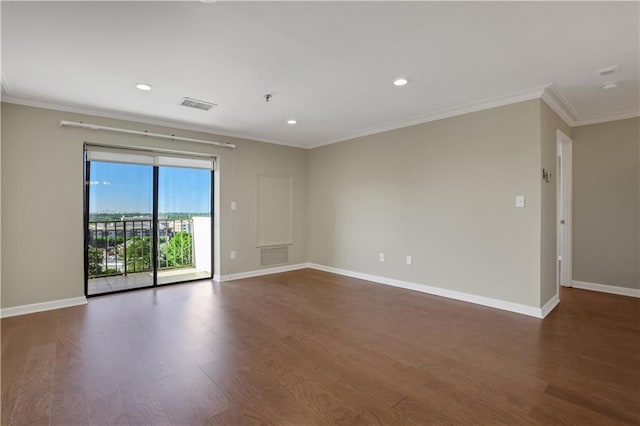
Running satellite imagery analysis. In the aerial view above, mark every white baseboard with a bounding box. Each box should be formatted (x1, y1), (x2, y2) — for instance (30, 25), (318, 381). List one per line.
(307, 263), (545, 318)
(214, 263), (309, 282)
(540, 293), (560, 318)
(571, 280), (640, 298)
(1, 296), (87, 319)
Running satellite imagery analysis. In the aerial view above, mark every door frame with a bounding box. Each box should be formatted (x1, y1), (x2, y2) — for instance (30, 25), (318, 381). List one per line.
(557, 129), (573, 289)
(83, 145), (216, 297)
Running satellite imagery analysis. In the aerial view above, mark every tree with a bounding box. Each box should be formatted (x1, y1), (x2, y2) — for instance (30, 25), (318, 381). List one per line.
(165, 231), (193, 268)
(88, 246), (104, 276)
(118, 237), (152, 273)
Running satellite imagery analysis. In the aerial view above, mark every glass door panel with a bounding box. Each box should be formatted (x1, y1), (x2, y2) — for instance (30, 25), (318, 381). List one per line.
(157, 166), (212, 285)
(87, 161), (154, 295)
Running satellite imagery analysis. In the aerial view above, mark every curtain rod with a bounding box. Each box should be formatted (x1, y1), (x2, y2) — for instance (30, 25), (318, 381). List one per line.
(59, 120), (236, 149)
(84, 143), (217, 159)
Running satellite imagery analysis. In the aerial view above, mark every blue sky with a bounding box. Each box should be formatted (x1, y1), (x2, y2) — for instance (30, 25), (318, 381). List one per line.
(89, 162), (211, 214)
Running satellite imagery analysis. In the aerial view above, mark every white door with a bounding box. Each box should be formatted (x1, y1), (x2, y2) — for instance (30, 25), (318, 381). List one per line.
(557, 130), (573, 288)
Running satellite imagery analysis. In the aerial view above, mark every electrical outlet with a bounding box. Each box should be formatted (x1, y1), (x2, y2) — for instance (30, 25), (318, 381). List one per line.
(230, 250), (236, 259)
(406, 255), (412, 266)
(379, 253), (385, 262)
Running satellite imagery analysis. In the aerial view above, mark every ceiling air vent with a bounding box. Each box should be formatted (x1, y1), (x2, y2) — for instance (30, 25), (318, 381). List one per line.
(179, 97), (217, 111)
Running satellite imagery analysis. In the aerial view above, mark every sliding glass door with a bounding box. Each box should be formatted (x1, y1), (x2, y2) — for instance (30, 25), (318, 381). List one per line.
(85, 146), (214, 296)
(157, 166), (212, 285)
(86, 161), (154, 295)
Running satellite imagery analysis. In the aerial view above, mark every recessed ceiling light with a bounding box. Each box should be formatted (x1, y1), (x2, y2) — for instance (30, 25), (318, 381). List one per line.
(287, 119), (297, 125)
(393, 78), (409, 87)
(136, 83), (152, 91)
(602, 81), (619, 90)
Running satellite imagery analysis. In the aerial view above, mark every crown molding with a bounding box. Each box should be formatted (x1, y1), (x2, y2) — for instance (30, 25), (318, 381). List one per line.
(573, 110), (640, 127)
(308, 83), (552, 148)
(0, 95), (308, 150)
(541, 83), (579, 126)
(3, 86), (637, 150)
(540, 83), (639, 127)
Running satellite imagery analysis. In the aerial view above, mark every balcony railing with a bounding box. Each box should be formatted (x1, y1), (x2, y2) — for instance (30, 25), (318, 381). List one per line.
(87, 218), (194, 279)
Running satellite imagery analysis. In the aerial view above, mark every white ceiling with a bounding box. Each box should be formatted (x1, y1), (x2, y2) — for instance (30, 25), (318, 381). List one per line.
(2, 1), (639, 148)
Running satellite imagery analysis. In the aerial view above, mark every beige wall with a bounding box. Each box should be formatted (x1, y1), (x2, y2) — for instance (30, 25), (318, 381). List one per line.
(572, 118), (639, 289)
(0, 103), (3, 310)
(0, 103), (308, 308)
(539, 102), (572, 305)
(4, 98), (635, 312)
(308, 100), (543, 307)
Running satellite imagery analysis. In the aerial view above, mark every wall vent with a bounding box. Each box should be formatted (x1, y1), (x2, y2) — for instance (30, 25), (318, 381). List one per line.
(179, 97), (217, 111)
(260, 246), (289, 267)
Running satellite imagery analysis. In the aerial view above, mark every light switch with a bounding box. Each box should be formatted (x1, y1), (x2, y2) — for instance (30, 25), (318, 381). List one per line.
(379, 253), (385, 262)
(406, 255), (412, 266)
(231, 201), (237, 210)
(516, 195), (525, 208)
(230, 251), (236, 259)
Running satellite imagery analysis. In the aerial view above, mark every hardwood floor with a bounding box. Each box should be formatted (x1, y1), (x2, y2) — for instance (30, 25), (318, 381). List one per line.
(2, 268), (639, 425)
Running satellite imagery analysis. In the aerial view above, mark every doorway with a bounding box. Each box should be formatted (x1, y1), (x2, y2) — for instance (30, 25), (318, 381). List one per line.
(557, 130), (573, 290)
(84, 145), (214, 296)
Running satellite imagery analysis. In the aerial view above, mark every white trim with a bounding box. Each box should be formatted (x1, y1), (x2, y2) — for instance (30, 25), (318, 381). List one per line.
(540, 293), (560, 318)
(0, 296), (87, 318)
(309, 84), (551, 148)
(557, 130), (573, 288)
(541, 83), (579, 126)
(307, 263), (546, 318)
(573, 110), (640, 127)
(214, 263), (308, 282)
(1, 95), (307, 149)
(556, 128), (572, 146)
(571, 280), (640, 298)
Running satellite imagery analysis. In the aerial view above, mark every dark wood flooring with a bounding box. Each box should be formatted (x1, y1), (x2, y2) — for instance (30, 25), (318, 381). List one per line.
(2, 268), (639, 425)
